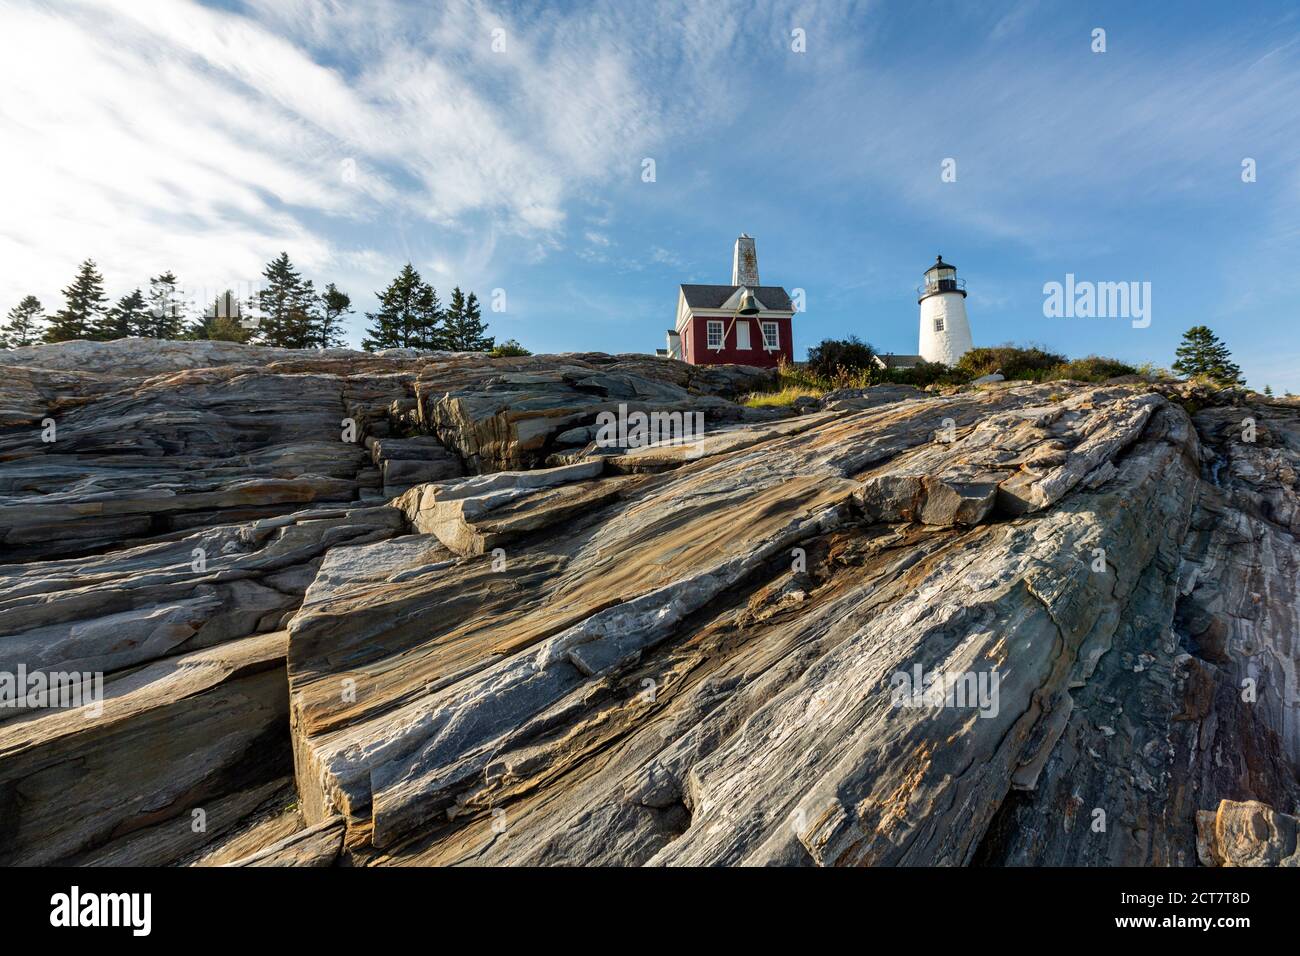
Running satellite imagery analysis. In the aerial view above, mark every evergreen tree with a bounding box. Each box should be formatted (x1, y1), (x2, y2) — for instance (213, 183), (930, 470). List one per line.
(418, 281), (444, 350)
(291, 278), (321, 349)
(1171, 326), (1244, 386)
(362, 264), (444, 351)
(316, 283), (352, 349)
(1, 295), (45, 348)
(95, 288), (149, 340)
(256, 252), (315, 348)
(188, 290), (251, 342)
(45, 259), (108, 342)
(145, 272), (187, 339)
(442, 287), (494, 351)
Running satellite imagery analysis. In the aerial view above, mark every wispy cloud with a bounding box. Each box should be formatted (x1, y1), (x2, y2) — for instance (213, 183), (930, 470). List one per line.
(0, 0), (687, 308)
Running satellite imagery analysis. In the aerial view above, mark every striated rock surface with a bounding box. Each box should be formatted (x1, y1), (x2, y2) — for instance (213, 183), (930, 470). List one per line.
(1196, 799), (1299, 866)
(1, 339), (1297, 867)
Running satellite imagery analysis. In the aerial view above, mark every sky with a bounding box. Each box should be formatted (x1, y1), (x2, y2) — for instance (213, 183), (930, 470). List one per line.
(2, 0), (1299, 391)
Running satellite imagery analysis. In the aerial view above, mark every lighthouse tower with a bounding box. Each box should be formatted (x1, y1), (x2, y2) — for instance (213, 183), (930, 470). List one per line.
(917, 255), (973, 365)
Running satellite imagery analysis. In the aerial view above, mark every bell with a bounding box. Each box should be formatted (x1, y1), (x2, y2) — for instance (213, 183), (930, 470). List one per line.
(737, 288), (760, 315)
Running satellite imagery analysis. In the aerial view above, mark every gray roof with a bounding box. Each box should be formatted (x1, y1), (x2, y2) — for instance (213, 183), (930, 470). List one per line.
(876, 353), (925, 368)
(680, 284), (794, 312)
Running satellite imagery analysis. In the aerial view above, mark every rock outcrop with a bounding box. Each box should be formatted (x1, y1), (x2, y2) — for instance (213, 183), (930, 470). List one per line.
(1, 338), (1296, 867)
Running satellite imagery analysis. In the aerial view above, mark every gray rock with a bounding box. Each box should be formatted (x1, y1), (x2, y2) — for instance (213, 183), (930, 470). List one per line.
(3, 341), (1298, 870)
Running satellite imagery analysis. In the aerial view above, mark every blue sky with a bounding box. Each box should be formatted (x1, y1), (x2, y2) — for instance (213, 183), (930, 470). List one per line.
(3, 0), (1299, 390)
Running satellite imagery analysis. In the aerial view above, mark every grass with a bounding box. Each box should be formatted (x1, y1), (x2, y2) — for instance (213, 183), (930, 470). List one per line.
(743, 385), (824, 408)
(741, 361), (877, 408)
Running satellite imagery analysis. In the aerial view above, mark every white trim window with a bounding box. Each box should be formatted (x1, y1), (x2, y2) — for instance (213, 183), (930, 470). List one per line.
(933, 316), (945, 332)
(760, 321), (779, 350)
(736, 320), (751, 349)
(706, 320), (724, 349)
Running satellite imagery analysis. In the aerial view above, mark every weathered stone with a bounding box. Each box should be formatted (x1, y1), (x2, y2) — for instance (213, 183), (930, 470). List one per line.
(0, 632), (291, 866)
(222, 816), (345, 867)
(4, 341), (1298, 869)
(1195, 800), (1300, 866)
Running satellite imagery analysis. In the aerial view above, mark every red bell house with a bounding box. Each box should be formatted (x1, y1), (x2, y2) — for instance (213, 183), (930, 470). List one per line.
(663, 234), (795, 368)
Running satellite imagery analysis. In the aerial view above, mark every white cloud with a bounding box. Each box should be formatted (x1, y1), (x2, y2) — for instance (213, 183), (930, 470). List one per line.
(0, 0), (676, 315)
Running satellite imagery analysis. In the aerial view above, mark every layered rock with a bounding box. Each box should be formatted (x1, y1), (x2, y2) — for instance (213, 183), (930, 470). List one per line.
(284, 379), (1300, 866)
(1196, 799), (1300, 866)
(0, 339), (768, 865)
(2, 339), (1298, 868)
(0, 631), (290, 866)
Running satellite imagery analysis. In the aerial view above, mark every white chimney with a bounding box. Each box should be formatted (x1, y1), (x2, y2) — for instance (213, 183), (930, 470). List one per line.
(732, 234), (759, 286)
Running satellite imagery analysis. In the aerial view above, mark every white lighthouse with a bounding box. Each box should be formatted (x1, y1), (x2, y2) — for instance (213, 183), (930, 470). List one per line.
(917, 255), (973, 365)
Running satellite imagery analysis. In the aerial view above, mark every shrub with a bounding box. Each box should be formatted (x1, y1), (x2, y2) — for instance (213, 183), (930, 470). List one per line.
(1134, 361), (1174, 381)
(805, 336), (877, 379)
(490, 338), (531, 357)
(1050, 355), (1137, 382)
(957, 345), (1066, 380)
(882, 359), (972, 388)
(826, 365), (877, 389)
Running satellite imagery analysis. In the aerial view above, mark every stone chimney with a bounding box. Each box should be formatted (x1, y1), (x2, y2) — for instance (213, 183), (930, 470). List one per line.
(732, 234), (759, 287)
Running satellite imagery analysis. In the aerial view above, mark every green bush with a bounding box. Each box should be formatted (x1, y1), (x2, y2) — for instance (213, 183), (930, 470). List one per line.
(957, 345), (1066, 380)
(881, 359), (972, 388)
(805, 336), (878, 379)
(490, 338), (531, 357)
(1052, 355), (1137, 382)
(956, 347), (1134, 383)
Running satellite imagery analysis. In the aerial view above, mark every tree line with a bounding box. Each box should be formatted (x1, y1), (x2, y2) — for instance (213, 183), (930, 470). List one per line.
(1, 253), (496, 353)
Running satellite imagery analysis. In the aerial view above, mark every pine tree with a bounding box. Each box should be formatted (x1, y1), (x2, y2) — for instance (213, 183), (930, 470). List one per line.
(442, 287), (494, 351)
(362, 264), (444, 351)
(145, 272), (187, 339)
(1171, 326), (1244, 386)
(417, 282), (444, 350)
(45, 259), (108, 342)
(188, 290), (252, 342)
(316, 283), (351, 349)
(1, 296), (45, 347)
(256, 252), (315, 348)
(95, 288), (149, 340)
(292, 279), (321, 349)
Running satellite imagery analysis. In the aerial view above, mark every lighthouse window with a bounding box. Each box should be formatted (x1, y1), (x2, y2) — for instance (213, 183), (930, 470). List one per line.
(934, 316), (945, 332)
(707, 320), (724, 349)
(761, 321), (779, 349)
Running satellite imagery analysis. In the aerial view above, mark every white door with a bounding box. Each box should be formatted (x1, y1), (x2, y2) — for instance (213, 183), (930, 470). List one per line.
(736, 321), (751, 349)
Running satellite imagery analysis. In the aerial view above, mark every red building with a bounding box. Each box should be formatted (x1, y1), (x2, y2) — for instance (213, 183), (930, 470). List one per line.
(663, 234), (795, 368)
